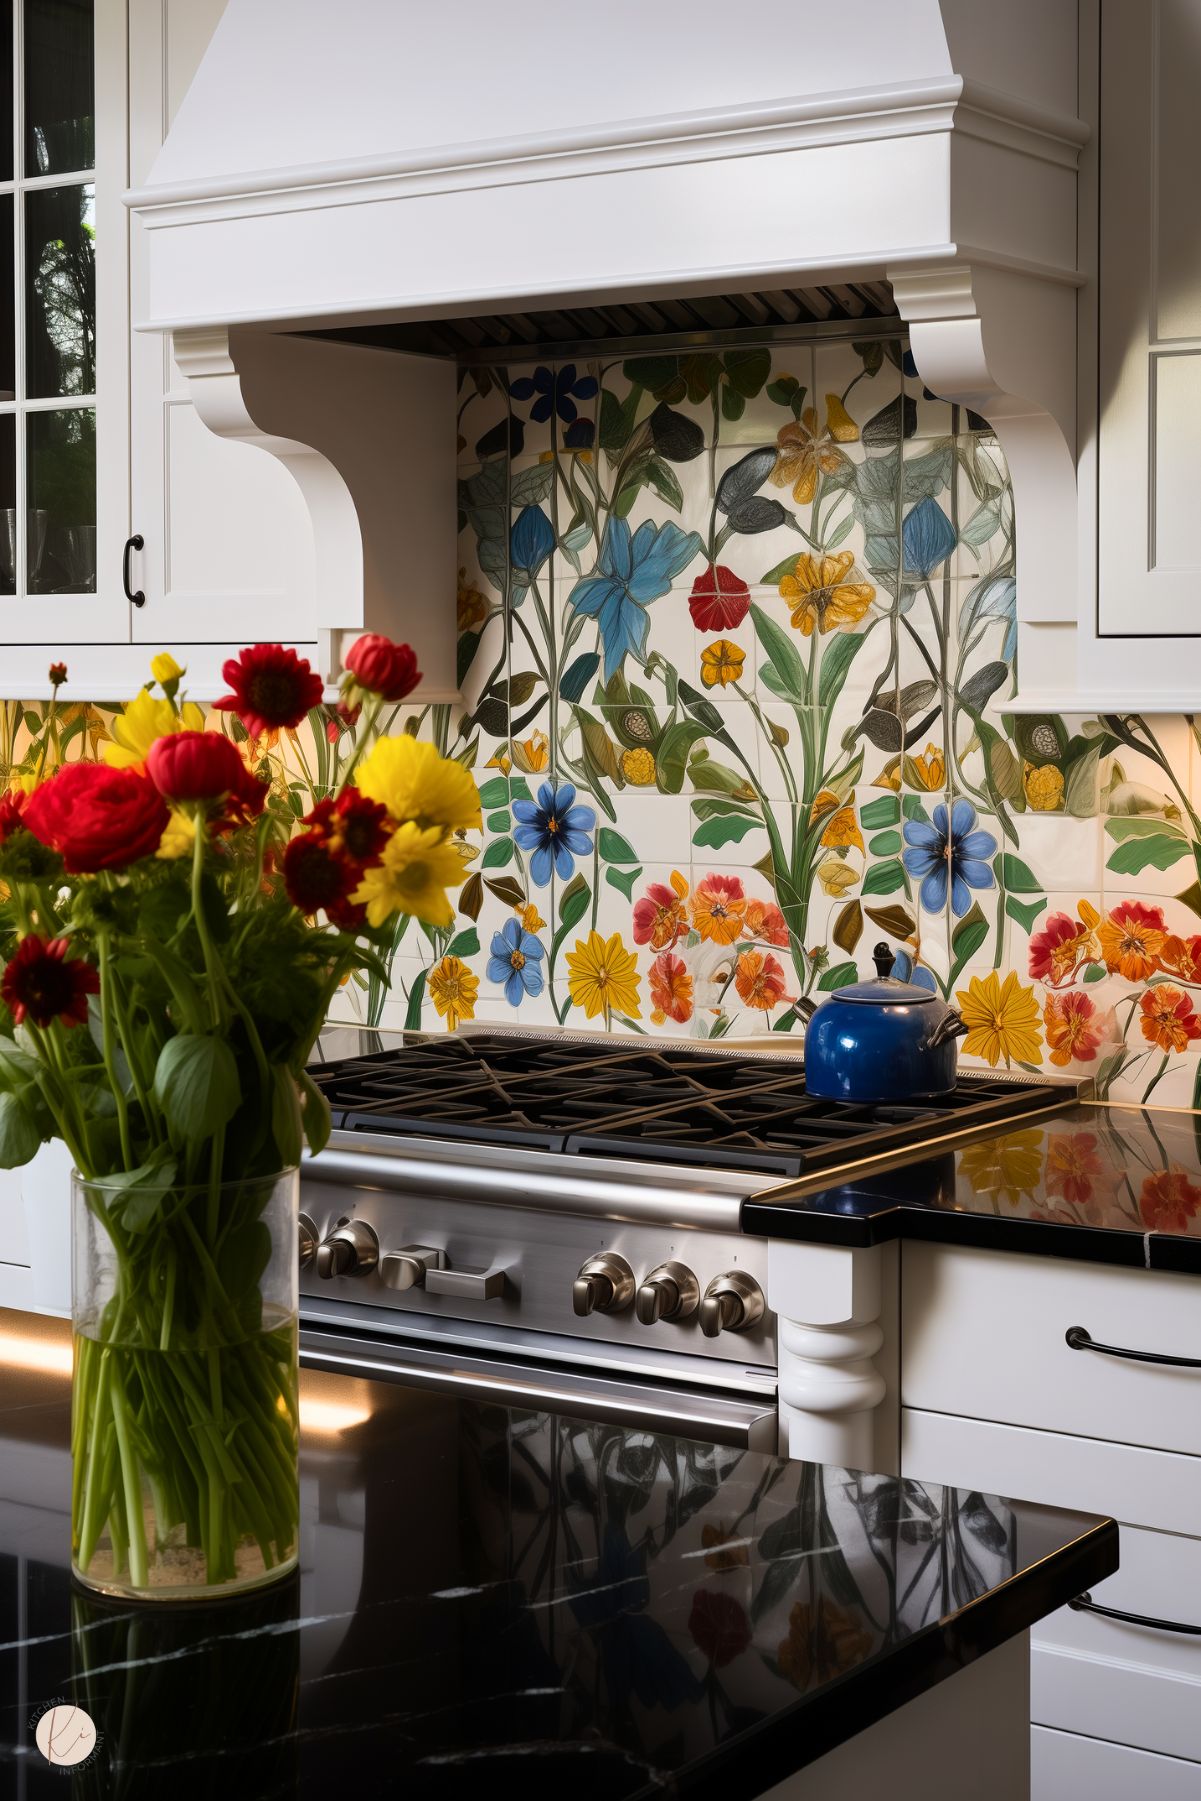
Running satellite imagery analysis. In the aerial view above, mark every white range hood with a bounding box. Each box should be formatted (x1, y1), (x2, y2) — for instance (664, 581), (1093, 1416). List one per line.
(126, 0), (1087, 695)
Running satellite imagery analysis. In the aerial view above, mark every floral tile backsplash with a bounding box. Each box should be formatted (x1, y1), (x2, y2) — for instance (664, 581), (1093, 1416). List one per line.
(11, 331), (1201, 1108)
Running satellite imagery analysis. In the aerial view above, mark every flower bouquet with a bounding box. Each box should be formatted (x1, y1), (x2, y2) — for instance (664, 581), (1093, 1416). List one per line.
(0, 636), (479, 1598)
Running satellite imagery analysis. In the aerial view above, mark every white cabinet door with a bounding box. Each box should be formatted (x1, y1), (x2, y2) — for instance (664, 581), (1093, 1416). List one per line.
(127, 0), (316, 649)
(1097, 0), (1201, 638)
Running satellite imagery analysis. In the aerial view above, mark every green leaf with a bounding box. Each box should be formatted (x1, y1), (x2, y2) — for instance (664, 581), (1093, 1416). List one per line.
(1104, 816), (1188, 842)
(865, 903), (916, 940)
(476, 776), (510, 809)
(862, 858), (905, 896)
(693, 813), (760, 849)
(298, 1069), (332, 1157)
(902, 794), (930, 822)
(598, 827), (639, 864)
(817, 632), (863, 711)
(271, 1067), (304, 1170)
(605, 866), (639, 901)
(999, 852), (1041, 893)
(723, 346), (771, 397)
(484, 874), (527, 908)
(0, 1090), (41, 1167)
(818, 960), (859, 991)
(485, 809), (510, 832)
(833, 899), (863, 954)
(557, 872), (590, 930)
(1005, 894), (1047, 934)
(867, 829), (902, 857)
(761, 553), (802, 584)
(949, 902), (989, 984)
(404, 968), (427, 1030)
(481, 835), (515, 869)
(153, 1034), (240, 1146)
(1106, 833), (1192, 875)
(750, 603), (807, 700)
(445, 928), (481, 959)
(644, 455), (684, 512)
(859, 794), (900, 830)
(1083, 962), (1107, 983)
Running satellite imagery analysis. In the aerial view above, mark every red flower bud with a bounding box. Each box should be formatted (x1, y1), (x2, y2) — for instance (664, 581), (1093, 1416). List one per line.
(344, 634), (421, 703)
(146, 731), (254, 805)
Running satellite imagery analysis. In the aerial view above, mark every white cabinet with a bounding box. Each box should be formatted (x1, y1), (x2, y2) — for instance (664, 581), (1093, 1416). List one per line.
(126, 0), (316, 656)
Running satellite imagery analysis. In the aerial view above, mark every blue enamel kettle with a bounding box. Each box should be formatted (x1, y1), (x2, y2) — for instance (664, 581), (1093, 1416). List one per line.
(804, 943), (968, 1103)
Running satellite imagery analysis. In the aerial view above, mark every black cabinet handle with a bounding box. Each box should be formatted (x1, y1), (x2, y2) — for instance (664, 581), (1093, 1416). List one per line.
(1069, 1592), (1201, 1636)
(123, 534), (145, 608)
(1065, 1325), (1201, 1368)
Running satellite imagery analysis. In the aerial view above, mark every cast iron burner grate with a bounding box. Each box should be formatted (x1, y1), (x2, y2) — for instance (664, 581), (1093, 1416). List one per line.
(307, 1033), (1063, 1179)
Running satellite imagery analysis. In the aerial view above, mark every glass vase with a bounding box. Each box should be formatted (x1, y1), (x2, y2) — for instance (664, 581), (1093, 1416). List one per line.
(70, 1167), (300, 1601)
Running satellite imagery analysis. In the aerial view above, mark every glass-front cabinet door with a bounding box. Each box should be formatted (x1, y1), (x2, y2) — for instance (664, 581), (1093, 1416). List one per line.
(0, 0), (128, 648)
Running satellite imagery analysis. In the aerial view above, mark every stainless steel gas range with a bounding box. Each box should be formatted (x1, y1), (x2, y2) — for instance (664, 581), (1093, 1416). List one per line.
(298, 1028), (1072, 1452)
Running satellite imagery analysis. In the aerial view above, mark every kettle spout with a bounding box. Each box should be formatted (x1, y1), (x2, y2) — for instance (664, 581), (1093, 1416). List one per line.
(924, 1007), (969, 1050)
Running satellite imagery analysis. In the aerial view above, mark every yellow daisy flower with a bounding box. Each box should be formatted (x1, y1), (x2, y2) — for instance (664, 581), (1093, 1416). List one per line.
(427, 955), (479, 1031)
(779, 552), (875, 637)
(699, 639), (745, 689)
(355, 735), (482, 832)
(955, 970), (1043, 1068)
(565, 929), (641, 1021)
(351, 822), (465, 928)
(105, 689), (205, 769)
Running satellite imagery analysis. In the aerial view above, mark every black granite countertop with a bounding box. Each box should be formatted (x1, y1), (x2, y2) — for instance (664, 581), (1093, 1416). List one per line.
(743, 1099), (1201, 1273)
(0, 1310), (1115, 1799)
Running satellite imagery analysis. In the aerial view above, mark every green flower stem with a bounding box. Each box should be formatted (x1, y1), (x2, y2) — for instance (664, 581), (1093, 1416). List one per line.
(96, 933), (133, 1170)
(106, 1363), (148, 1588)
(338, 694), (384, 788)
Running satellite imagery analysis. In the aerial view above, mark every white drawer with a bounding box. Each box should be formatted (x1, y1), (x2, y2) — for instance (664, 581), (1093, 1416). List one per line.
(902, 1244), (1201, 1456)
(1033, 1726), (1201, 1801)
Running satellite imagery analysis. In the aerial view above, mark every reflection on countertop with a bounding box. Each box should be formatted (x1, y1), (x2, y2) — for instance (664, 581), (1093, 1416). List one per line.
(744, 1100), (1201, 1272)
(0, 1310), (1115, 1799)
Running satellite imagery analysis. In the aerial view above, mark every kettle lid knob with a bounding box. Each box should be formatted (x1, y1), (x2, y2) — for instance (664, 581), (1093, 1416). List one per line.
(872, 942), (895, 979)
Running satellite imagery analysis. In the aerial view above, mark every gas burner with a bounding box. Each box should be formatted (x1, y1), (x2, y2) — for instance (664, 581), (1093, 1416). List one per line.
(307, 1033), (1062, 1179)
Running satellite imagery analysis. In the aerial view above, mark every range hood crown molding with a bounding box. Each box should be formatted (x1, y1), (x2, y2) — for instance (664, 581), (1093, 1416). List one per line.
(130, 0), (1086, 693)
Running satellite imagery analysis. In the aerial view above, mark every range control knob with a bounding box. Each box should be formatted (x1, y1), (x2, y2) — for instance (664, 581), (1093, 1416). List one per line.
(700, 1271), (765, 1339)
(380, 1244), (444, 1291)
(298, 1213), (318, 1271)
(314, 1218), (379, 1279)
(635, 1261), (700, 1326)
(572, 1252), (635, 1317)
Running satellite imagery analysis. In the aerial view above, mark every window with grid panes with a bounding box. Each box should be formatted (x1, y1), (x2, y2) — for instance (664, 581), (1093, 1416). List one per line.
(0, 0), (95, 602)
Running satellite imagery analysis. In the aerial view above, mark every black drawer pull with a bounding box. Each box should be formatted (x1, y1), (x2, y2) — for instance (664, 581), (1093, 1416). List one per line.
(1069, 1592), (1201, 1636)
(1065, 1325), (1201, 1368)
(123, 533), (145, 608)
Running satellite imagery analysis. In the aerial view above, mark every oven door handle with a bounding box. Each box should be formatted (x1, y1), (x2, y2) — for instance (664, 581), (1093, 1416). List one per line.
(300, 1325), (778, 1451)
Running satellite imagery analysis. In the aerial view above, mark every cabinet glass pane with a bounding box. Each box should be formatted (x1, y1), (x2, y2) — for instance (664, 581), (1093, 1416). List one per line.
(0, 6), (12, 184)
(0, 415), (16, 596)
(0, 194), (13, 399)
(25, 182), (94, 398)
(24, 0), (93, 176)
(27, 406), (94, 593)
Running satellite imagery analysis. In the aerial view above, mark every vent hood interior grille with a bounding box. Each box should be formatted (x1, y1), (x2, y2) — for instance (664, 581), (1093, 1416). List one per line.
(309, 280), (897, 362)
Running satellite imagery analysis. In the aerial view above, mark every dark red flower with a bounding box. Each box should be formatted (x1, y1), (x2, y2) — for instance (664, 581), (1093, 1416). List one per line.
(23, 764), (169, 873)
(146, 731), (253, 805)
(327, 895), (367, 931)
(1, 935), (99, 1028)
(283, 832), (358, 916)
(1139, 1167), (1201, 1233)
(48, 662), (67, 688)
(0, 790), (27, 843)
(325, 700), (361, 745)
(344, 634), (421, 703)
(215, 644), (324, 738)
(688, 1590), (751, 1668)
(689, 566), (751, 633)
(304, 791), (389, 866)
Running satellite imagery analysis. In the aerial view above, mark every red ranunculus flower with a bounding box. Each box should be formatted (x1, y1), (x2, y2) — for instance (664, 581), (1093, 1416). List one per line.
(215, 644), (324, 737)
(1, 934), (99, 1028)
(23, 764), (169, 873)
(688, 1590), (752, 1668)
(304, 790), (390, 866)
(344, 634), (421, 702)
(283, 831), (358, 916)
(146, 730), (252, 805)
(689, 565), (751, 633)
(0, 789), (27, 843)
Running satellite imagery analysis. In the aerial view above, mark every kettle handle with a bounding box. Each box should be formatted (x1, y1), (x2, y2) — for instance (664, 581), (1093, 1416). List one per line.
(872, 942), (895, 979)
(924, 1007), (969, 1050)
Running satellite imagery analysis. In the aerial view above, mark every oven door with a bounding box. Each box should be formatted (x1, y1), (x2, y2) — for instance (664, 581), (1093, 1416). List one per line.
(300, 1323), (779, 1451)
